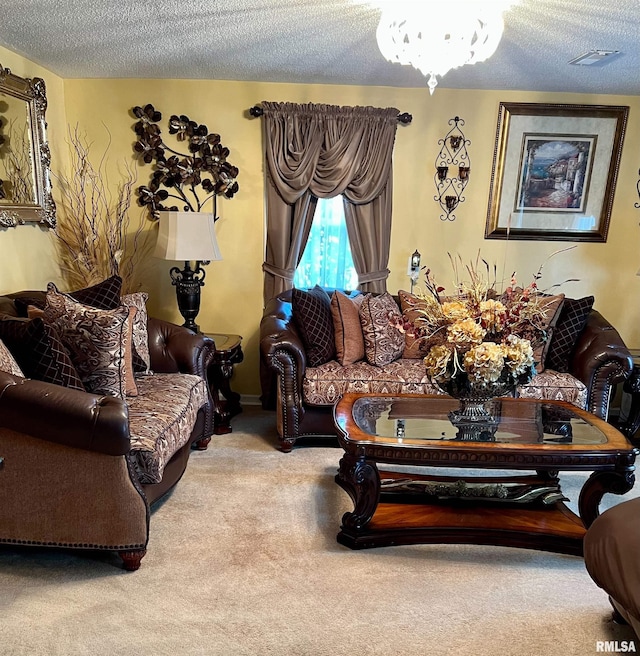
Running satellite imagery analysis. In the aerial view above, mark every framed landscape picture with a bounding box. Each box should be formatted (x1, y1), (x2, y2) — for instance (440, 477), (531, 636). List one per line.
(485, 103), (628, 242)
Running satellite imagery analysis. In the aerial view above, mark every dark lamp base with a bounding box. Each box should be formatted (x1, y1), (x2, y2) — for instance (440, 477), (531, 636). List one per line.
(169, 260), (206, 333)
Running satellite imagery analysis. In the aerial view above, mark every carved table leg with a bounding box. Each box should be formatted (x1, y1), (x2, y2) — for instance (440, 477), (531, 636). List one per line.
(578, 469), (636, 528)
(335, 451), (381, 532)
(206, 336), (244, 435)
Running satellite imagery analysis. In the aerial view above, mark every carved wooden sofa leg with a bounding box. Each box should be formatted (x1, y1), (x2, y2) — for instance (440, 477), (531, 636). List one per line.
(119, 549), (147, 571)
(192, 436), (211, 451)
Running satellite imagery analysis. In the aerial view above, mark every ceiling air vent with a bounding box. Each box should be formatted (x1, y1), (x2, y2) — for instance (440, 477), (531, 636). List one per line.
(568, 50), (621, 67)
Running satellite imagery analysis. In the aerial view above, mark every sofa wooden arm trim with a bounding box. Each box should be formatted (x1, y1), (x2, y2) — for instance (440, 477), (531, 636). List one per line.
(569, 310), (633, 419)
(0, 371), (130, 455)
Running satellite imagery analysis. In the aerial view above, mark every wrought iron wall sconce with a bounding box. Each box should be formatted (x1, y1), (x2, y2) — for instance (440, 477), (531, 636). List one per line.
(434, 116), (471, 221)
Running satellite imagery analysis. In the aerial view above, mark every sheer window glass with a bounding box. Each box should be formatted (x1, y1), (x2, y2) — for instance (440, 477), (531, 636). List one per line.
(293, 196), (358, 291)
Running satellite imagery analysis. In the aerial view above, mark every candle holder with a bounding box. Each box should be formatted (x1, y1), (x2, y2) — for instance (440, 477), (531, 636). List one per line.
(434, 116), (471, 221)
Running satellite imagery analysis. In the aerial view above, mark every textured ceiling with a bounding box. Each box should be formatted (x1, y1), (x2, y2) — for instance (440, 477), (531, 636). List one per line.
(0, 0), (638, 94)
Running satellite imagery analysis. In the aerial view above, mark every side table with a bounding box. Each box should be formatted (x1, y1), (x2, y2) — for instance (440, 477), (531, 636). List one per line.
(204, 333), (244, 435)
(616, 348), (640, 443)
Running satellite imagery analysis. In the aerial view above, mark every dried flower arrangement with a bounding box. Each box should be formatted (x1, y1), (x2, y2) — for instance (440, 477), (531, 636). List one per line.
(131, 103), (239, 219)
(394, 252), (571, 397)
(52, 127), (152, 293)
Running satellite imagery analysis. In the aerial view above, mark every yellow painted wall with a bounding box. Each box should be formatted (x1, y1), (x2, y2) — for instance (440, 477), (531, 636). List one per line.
(61, 78), (640, 397)
(0, 45), (67, 291)
(2, 56), (638, 397)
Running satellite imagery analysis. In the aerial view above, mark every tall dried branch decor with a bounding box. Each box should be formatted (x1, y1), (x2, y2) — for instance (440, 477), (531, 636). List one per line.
(132, 103), (239, 219)
(52, 127), (152, 293)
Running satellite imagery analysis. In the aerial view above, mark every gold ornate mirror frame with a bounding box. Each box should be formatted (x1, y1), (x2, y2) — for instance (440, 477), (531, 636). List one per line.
(0, 65), (55, 228)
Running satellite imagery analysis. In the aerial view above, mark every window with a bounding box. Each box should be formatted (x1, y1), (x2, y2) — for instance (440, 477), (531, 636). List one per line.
(293, 196), (358, 291)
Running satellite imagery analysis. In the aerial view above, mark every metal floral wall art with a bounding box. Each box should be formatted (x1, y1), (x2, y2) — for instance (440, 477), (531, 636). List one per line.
(132, 103), (239, 220)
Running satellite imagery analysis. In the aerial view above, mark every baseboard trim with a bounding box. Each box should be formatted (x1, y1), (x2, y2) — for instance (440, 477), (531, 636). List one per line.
(240, 394), (262, 406)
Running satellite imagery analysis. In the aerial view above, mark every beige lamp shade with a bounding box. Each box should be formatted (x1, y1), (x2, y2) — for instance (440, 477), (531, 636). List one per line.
(154, 211), (222, 262)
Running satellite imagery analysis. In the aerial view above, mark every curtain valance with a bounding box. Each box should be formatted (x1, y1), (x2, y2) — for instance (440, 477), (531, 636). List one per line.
(261, 101), (399, 205)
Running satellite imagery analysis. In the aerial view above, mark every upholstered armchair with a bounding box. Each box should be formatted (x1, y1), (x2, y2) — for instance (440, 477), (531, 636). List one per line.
(0, 287), (215, 570)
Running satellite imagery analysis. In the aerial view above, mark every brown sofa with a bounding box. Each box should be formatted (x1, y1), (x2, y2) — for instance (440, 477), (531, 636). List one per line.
(584, 497), (640, 638)
(260, 289), (633, 452)
(0, 290), (215, 570)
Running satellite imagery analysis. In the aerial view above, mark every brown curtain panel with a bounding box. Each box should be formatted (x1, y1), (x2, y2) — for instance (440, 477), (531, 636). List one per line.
(260, 102), (399, 303)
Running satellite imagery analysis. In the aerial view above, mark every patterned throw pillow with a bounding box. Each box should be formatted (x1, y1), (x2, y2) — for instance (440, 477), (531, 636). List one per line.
(533, 293), (565, 373)
(65, 275), (123, 309)
(121, 292), (152, 374)
(0, 316), (85, 390)
(546, 296), (595, 373)
(292, 286), (336, 367)
(12, 275), (123, 315)
(330, 291), (366, 366)
(0, 339), (24, 377)
(43, 283), (132, 398)
(359, 292), (405, 367)
(398, 290), (431, 359)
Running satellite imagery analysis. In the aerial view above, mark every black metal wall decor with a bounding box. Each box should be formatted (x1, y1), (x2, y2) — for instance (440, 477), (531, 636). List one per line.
(434, 116), (470, 221)
(635, 168), (640, 210)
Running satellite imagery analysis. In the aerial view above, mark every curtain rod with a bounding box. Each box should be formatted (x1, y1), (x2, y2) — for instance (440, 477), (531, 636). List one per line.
(248, 105), (412, 124)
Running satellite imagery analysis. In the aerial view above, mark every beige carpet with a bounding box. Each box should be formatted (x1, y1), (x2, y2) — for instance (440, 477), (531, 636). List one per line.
(0, 406), (637, 656)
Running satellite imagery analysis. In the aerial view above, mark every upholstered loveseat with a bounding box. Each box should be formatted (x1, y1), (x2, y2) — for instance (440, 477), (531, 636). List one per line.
(260, 287), (632, 452)
(0, 278), (215, 570)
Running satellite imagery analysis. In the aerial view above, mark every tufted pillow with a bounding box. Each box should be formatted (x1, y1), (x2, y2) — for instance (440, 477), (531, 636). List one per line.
(292, 286), (336, 367)
(13, 275), (123, 315)
(546, 296), (595, 373)
(359, 292), (405, 367)
(0, 338), (24, 377)
(533, 293), (565, 373)
(64, 275), (123, 309)
(121, 292), (152, 374)
(330, 291), (366, 366)
(398, 290), (431, 359)
(0, 316), (84, 390)
(43, 283), (132, 398)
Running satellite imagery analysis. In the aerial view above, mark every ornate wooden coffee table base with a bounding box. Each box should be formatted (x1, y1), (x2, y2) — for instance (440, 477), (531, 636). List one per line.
(336, 463), (633, 556)
(334, 394), (637, 557)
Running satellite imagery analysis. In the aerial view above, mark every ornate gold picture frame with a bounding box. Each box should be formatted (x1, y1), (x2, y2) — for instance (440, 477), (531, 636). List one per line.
(485, 102), (628, 242)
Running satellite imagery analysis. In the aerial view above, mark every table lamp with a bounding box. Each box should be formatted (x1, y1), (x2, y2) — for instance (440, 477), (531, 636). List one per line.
(154, 211), (222, 333)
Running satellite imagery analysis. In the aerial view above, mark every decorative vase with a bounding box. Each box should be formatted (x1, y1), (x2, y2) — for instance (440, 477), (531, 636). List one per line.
(435, 377), (519, 434)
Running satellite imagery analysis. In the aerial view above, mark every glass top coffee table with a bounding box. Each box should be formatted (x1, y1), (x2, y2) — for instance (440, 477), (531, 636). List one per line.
(333, 393), (637, 556)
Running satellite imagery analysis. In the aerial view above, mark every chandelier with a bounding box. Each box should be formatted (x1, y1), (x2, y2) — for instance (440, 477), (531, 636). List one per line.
(372, 0), (517, 94)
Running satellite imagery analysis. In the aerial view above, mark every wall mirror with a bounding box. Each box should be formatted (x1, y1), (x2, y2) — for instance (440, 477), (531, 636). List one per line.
(0, 65), (55, 228)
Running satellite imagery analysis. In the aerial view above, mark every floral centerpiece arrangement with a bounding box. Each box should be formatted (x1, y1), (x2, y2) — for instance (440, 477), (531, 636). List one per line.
(132, 103), (239, 220)
(395, 253), (559, 407)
